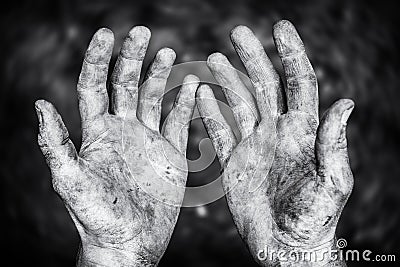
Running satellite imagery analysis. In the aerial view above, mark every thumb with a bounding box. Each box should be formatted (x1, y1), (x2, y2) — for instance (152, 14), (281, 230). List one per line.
(35, 100), (78, 173)
(315, 99), (354, 195)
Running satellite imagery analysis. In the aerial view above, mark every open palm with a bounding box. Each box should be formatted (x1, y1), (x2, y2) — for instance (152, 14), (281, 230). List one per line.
(36, 27), (198, 266)
(197, 20), (353, 266)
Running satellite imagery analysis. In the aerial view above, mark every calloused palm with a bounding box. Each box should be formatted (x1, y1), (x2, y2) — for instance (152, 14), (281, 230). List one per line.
(197, 20), (353, 266)
(36, 27), (199, 266)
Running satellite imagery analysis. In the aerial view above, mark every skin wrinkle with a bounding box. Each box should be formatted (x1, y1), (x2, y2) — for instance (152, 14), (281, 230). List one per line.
(111, 58), (142, 86)
(207, 53), (259, 139)
(231, 25), (288, 120)
(231, 27), (286, 119)
(163, 74), (199, 154)
(199, 20), (354, 266)
(78, 30), (113, 143)
(274, 21), (319, 121)
(111, 26), (151, 120)
(36, 26), (197, 267)
(34, 19), (356, 267)
(137, 48), (176, 132)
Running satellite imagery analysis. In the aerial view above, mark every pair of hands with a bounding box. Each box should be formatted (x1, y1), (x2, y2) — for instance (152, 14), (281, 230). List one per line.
(36, 20), (354, 266)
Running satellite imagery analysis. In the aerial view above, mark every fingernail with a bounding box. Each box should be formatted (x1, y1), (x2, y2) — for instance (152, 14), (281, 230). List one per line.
(341, 104), (354, 125)
(35, 101), (43, 125)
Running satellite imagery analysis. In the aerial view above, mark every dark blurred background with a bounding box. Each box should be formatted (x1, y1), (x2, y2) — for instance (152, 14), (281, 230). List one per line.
(1, 0), (400, 266)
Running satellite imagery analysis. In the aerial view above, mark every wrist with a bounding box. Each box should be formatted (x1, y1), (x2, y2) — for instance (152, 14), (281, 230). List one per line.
(77, 241), (158, 267)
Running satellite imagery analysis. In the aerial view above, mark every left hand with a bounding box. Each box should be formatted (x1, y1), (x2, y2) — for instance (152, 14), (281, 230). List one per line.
(197, 20), (354, 266)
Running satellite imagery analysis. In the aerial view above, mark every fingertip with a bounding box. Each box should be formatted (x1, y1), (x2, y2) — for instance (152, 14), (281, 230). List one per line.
(207, 52), (227, 64)
(128, 26), (151, 41)
(96, 27), (114, 38)
(318, 99), (355, 145)
(196, 84), (213, 99)
(176, 75), (199, 107)
(333, 98), (355, 109)
(272, 19), (294, 34)
(230, 25), (263, 61)
(34, 100), (66, 142)
(328, 99), (355, 116)
(183, 74), (200, 85)
(86, 28), (114, 64)
(157, 47), (176, 64)
(272, 19), (304, 56)
(145, 47), (176, 79)
(181, 74), (199, 97)
(207, 52), (231, 72)
(230, 25), (253, 42)
(35, 99), (56, 115)
(120, 26), (151, 60)
(35, 99), (47, 110)
(34, 100), (46, 124)
(333, 99), (355, 124)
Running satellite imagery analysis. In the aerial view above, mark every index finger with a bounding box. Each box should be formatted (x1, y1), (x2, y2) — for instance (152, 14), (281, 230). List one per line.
(77, 28), (114, 138)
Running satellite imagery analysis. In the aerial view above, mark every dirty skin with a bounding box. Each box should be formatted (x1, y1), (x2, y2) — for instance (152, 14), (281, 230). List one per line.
(197, 20), (354, 266)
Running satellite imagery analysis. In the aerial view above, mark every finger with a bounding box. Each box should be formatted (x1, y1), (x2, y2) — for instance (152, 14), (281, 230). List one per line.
(111, 26), (151, 119)
(196, 84), (237, 165)
(163, 75), (199, 155)
(207, 52), (258, 140)
(230, 25), (286, 121)
(35, 100), (78, 172)
(273, 20), (318, 118)
(77, 28), (114, 138)
(316, 99), (355, 194)
(137, 47), (176, 132)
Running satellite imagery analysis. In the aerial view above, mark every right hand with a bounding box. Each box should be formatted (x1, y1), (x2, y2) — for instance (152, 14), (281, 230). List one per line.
(36, 26), (199, 266)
